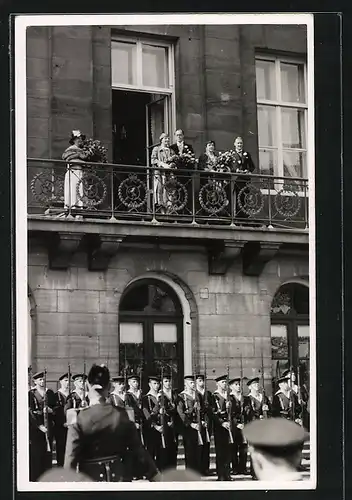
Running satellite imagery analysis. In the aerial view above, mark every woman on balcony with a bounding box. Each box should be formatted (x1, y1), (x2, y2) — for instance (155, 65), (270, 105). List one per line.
(151, 133), (177, 214)
(62, 130), (90, 215)
(197, 141), (230, 219)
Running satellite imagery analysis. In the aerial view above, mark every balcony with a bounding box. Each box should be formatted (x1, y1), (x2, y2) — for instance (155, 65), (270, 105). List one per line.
(27, 158), (309, 275)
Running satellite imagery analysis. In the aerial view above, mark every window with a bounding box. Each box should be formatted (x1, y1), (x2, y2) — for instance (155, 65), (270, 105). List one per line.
(270, 283), (310, 390)
(119, 279), (184, 391)
(111, 36), (175, 166)
(256, 56), (307, 179)
(111, 37), (173, 93)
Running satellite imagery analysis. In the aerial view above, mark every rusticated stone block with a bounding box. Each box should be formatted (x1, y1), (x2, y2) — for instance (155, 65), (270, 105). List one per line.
(58, 290), (100, 314)
(33, 289), (58, 313)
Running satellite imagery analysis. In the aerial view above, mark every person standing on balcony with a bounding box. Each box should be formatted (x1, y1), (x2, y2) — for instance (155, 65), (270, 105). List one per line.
(170, 129), (196, 214)
(62, 130), (89, 214)
(232, 136), (255, 222)
(151, 133), (177, 214)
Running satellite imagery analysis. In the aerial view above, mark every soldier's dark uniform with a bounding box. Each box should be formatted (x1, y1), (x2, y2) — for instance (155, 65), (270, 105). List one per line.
(53, 373), (70, 467)
(28, 372), (55, 481)
(246, 377), (272, 478)
(272, 375), (302, 421)
(177, 377), (207, 474)
(64, 401), (159, 481)
(196, 377), (213, 476)
(229, 384), (251, 475)
(125, 378), (145, 480)
(158, 386), (178, 470)
(142, 385), (163, 470)
(125, 387), (145, 444)
(212, 378), (232, 481)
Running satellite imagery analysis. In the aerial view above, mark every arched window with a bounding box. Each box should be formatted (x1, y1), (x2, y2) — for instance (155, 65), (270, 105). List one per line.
(119, 279), (184, 391)
(271, 282), (310, 389)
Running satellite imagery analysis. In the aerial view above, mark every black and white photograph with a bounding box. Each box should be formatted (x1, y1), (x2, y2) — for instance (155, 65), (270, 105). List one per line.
(15, 13), (315, 491)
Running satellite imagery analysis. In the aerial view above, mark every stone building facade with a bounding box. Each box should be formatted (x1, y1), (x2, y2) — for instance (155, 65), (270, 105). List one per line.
(26, 23), (310, 394)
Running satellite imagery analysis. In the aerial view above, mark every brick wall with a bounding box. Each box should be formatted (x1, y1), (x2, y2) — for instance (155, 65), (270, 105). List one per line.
(28, 240), (308, 393)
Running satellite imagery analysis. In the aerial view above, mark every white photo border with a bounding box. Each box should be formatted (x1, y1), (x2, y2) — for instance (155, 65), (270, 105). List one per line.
(15, 12), (316, 492)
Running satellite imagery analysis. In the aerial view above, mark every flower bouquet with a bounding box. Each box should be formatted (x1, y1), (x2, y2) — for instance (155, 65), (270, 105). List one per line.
(82, 138), (108, 164)
(216, 150), (236, 172)
(174, 145), (198, 170)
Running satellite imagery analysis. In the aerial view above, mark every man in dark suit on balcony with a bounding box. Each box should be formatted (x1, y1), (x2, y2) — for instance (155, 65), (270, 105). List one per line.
(170, 129), (196, 215)
(232, 136), (256, 222)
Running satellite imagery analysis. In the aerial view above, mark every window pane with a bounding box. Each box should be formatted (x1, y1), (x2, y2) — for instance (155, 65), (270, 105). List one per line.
(120, 323), (143, 343)
(283, 151), (305, 178)
(142, 45), (168, 88)
(154, 343), (177, 358)
(280, 63), (305, 103)
(154, 323), (177, 343)
(257, 105), (277, 147)
(298, 325), (310, 359)
(256, 59), (276, 100)
(112, 41), (137, 86)
(281, 108), (305, 148)
(148, 96), (166, 148)
(271, 324), (288, 358)
(259, 149), (276, 176)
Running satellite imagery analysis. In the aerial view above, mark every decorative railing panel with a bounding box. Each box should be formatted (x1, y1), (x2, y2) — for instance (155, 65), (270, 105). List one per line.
(28, 159), (308, 229)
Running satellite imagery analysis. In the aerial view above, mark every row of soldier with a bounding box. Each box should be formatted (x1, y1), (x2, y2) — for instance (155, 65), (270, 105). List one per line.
(29, 367), (306, 482)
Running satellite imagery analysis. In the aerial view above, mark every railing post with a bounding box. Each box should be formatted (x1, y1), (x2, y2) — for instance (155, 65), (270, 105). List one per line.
(110, 165), (116, 222)
(230, 174), (236, 227)
(67, 164), (73, 219)
(151, 168), (157, 224)
(267, 176), (274, 229)
(191, 171), (197, 225)
(304, 179), (309, 230)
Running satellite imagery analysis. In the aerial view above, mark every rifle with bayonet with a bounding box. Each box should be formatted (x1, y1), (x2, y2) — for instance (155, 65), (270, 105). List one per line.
(226, 364), (234, 444)
(261, 351), (268, 419)
(81, 359), (88, 408)
(43, 368), (51, 452)
(203, 354), (210, 443)
(193, 369), (203, 446)
(160, 364), (166, 449)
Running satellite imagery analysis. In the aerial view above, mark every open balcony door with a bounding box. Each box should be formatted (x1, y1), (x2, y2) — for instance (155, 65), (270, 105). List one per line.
(145, 96), (169, 210)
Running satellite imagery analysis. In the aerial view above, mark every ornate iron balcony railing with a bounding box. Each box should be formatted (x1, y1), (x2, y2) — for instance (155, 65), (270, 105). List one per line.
(27, 158), (309, 230)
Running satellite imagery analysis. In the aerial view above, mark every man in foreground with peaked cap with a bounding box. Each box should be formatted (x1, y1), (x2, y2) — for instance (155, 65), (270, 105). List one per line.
(64, 364), (161, 482)
(243, 418), (308, 481)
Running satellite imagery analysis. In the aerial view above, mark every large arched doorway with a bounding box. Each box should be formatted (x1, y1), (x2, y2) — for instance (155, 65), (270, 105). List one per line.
(270, 282), (310, 391)
(119, 278), (184, 391)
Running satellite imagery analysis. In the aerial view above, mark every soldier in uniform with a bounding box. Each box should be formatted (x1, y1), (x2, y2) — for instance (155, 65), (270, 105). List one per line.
(229, 377), (251, 476)
(243, 418), (308, 481)
(212, 375), (232, 481)
(158, 374), (178, 470)
(272, 375), (302, 423)
(53, 373), (70, 467)
(247, 377), (271, 421)
(109, 376), (126, 409)
(142, 375), (163, 470)
(177, 375), (206, 474)
(196, 374), (212, 476)
(28, 371), (55, 481)
(64, 364), (161, 482)
(64, 373), (89, 425)
(125, 374), (144, 443)
(282, 368), (309, 429)
(246, 376), (271, 479)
